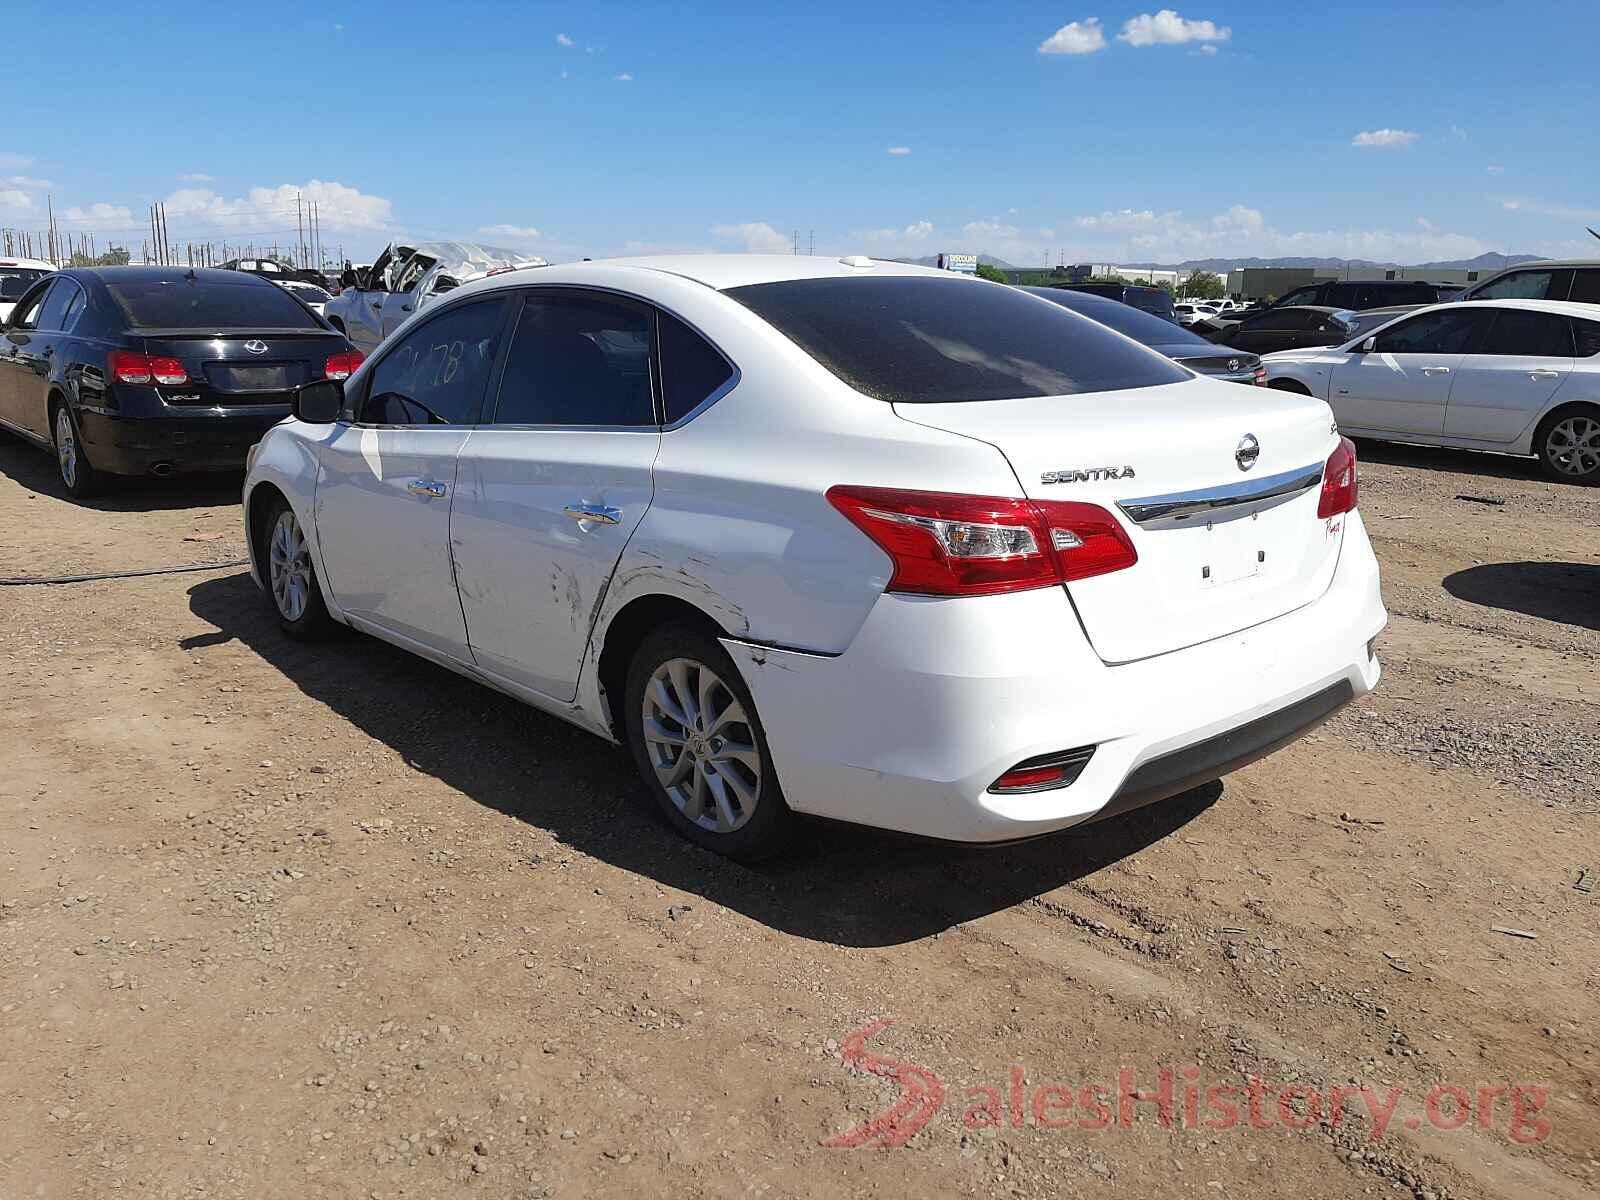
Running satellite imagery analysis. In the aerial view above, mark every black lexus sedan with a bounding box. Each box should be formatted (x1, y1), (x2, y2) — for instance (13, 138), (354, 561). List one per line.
(0, 267), (360, 497)
(1022, 287), (1266, 384)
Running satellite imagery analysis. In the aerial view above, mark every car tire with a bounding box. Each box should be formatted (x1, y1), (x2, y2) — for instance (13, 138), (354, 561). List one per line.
(1533, 405), (1600, 486)
(51, 402), (104, 499)
(623, 624), (794, 861)
(260, 496), (336, 638)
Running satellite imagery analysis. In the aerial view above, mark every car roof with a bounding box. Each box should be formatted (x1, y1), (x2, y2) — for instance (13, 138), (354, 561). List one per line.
(1476, 259), (1595, 272)
(0, 257), (55, 270)
(1452, 297), (1600, 319)
(437, 253), (964, 297)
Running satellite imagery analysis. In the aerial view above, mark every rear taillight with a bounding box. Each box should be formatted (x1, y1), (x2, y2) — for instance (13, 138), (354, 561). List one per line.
(1252, 366), (1267, 386)
(324, 350), (364, 380)
(108, 350), (186, 386)
(989, 747), (1096, 794)
(1318, 436), (1359, 518)
(825, 486), (1137, 597)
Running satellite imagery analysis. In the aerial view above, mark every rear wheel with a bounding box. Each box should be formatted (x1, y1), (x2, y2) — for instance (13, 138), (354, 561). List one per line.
(624, 625), (793, 860)
(1534, 405), (1600, 485)
(262, 497), (335, 637)
(52, 403), (104, 499)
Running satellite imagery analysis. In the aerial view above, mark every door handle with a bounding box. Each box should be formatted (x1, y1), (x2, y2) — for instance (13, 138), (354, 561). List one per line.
(406, 479), (447, 499)
(1529, 369), (1561, 379)
(1422, 366), (1451, 375)
(563, 503), (622, 525)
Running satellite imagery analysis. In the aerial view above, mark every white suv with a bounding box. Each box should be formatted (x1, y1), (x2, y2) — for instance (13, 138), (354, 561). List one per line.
(243, 255), (1385, 858)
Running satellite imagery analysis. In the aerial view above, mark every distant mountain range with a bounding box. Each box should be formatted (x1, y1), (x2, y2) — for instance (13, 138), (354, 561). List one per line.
(902, 251), (1545, 273)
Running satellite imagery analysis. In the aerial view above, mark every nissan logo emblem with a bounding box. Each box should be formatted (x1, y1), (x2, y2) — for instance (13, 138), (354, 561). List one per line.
(1235, 433), (1261, 472)
(243, 339), (269, 355)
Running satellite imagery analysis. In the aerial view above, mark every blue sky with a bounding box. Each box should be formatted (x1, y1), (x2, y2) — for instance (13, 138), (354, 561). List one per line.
(3, 1), (1596, 267)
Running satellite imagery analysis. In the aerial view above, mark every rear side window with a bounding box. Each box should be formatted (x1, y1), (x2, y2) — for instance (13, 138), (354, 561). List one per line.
(1470, 270), (1554, 301)
(658, 311), (734, 424)
(34, 278), (80, 331)
(1325, 284), (1364, 309)
(725, 277), (1188, 403)
(1568, 270), (1600, 305)
(1476, 309), (1575, 357)
(1277, 286), (1322, 307)
(491, 292), (655, 426)
(1572, 319), (1600, 358)
(107, 277), (320, 329)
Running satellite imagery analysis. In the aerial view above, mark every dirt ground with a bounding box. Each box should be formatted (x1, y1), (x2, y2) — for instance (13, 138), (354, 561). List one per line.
(1, 432), (1596, 1200)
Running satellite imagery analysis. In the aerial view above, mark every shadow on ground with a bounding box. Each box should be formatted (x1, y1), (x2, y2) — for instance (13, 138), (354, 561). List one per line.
(186, 570), (1218, 948)
(1443, 561), (1600, 632)
(1350, 438), (1547, 484)
(0, 438), (243, 512)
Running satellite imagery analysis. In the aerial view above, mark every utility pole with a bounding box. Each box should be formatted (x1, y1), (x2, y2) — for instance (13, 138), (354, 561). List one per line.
(296, 192), (305, 267)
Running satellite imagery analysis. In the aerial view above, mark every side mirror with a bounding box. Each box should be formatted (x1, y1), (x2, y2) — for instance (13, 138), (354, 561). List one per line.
(293, 379), (343, 424)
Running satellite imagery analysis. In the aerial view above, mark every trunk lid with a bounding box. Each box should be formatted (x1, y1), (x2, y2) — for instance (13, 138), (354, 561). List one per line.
(139, 329), (345, 406)
(894, 378), (1344, 664)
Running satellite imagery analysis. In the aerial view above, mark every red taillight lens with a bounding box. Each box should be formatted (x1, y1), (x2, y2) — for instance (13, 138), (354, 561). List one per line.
(148, 356), (188, 385)
(1318, 436), (1359, 518)
(825, 486), (1137, 597)
(108, 350), (154, 384)
(992, 763), (1071, 792)
(324, 350), (364, 380)
(1252, 367), (1268, 386)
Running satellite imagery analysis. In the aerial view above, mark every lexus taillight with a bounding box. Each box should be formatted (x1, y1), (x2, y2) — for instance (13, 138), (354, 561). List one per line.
(825, 486), (1137, 597)
(108, 350), (187, 386)
(1318, 436), (1359, 517)
(324, 350), (364, 380)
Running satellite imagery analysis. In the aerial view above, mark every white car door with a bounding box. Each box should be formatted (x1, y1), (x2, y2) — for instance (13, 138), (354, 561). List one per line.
(312, 295), (513, 662)
(379, 254), (436, 344)
(1443, 306), (1575, 443)
(449, 289), (668, 701)
(1325, 307), (1486, 436)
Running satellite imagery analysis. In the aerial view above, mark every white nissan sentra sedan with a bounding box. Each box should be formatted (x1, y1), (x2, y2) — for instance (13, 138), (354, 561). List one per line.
(242, 254), (1385, 859)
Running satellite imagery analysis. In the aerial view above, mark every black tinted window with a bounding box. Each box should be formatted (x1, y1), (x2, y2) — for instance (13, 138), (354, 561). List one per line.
(1025, 289), (1212, 347)
(361, 299), (506, 425)
(1572, 319), (1600, 358)
(1249, 309), (1309, 331)
(107, 276), (321, 329)
(1372, 309), (1484, 354)
(1277, 287), (1321, 307)
(659, 311), (734, 424)
(1477, 309), (1575, 357)
(1325, 284), (1364, 309)
(0, 267), (48, 301)
(34, 279), (78, 331)
(726, 277), (1188, 403)
(492, 292), (655, 426)
(1470, 270), (1553, 301)
(1568, 270), (1600, 305)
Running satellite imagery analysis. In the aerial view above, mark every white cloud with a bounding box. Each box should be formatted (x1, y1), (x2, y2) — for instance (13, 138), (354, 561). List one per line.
(1194, 43), (1218, 55)
(886, 146), (912, 156)
(3, 174), (51, 190)
(160, 180), (394, 233)
(614, 72), (633, 81)
(1039, 18), (1106, 55)
(478, 223), (543, 242)
(1118, 10), (1231, 46)
(710, 222), (791, 253)
(1485, 164), (1504, 174)
(61, 202), (134, 225)
(1449, 123), (1468, 141)
(556, 32), (574, 46)
(1501, 197), (1600, 222)
(0, 152), (35, 170)
(1351, 128), (1419, 149)
(854, 220), (936, 248)
(0, 188), (31, 211)
(178, 172), (214, 184)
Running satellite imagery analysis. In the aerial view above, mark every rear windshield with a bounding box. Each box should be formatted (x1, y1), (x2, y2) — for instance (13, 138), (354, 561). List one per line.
(725, 277), (1189, 403)
(1, 268), (48, 301)
(1024, 288), (1211, 348)
(106, 277), (321, 329)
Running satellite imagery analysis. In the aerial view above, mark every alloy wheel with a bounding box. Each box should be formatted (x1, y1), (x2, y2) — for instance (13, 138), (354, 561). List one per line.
(1545, 415), (1600, 478)
(641, 657), (762, 834)
(55, 408), (77, 488)
(268, 509), (313, 622)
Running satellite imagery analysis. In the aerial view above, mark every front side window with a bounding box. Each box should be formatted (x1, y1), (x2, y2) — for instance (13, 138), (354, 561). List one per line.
(359, 298), (508, 425)
(726, 276), (1188, 403)
(659, 311), (734, 424)
(1371, 309), (1485, 355)
(1476, 309), (1575, 358)
(490, 292), (655, 426)
(1470, 270), (1552, 301)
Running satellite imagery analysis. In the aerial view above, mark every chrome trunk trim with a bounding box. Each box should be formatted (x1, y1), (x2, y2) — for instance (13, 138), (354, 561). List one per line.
(1117, 463), (1324, 528)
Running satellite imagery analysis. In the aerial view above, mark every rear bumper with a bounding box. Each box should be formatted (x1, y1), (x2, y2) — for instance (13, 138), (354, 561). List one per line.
(722, 510), (1385, 843)
(78, 408), (288, 475)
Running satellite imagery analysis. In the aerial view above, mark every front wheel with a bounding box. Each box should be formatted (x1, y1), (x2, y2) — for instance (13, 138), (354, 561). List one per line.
(624, 625), (793, 861)
(1534, 406), (1600, 485)
(262, 498), (335, 637)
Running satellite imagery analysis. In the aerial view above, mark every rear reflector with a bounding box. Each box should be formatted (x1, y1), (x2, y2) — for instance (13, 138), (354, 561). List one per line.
(1317, 436), (1359, 518)
(989, 746), (1096, 794)
(826, 485), (1137, 597)
(109, 350), (187, 386)
(324, 350), (364, 380)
